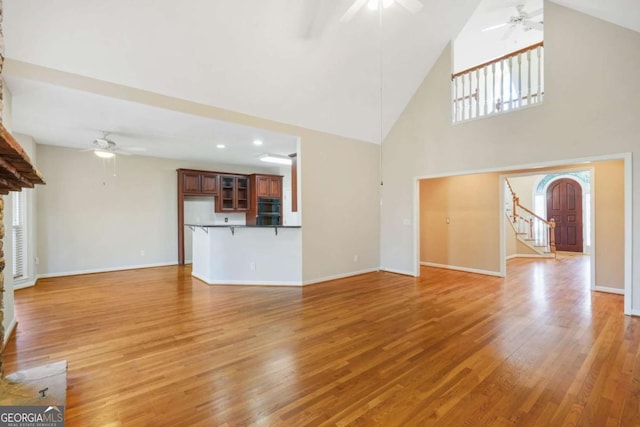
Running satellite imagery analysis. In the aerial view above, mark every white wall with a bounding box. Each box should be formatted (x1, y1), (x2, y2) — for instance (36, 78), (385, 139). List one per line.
(381, 3), (640, 310)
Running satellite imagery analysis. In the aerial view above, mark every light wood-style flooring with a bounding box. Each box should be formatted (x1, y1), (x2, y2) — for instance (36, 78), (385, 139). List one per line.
(4, 255), (639, 426)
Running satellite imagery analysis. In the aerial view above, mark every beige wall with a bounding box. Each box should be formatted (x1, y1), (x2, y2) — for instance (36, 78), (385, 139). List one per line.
(420, 173), (501, 273)
(382, 2), (639, 310)
(595, 160), (625, 289)
(420, 161), (625, 290)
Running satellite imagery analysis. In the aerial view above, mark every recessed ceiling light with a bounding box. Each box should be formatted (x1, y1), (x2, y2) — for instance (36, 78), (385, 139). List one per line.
(259, 154), (292, 166)
(253, 140), (263, 146)
(216, 144), (226, 149)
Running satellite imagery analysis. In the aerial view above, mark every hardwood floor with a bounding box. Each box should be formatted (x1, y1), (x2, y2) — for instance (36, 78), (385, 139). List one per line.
(4, 255), (639, 426)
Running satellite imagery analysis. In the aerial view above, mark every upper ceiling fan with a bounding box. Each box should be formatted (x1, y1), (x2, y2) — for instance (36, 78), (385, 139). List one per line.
(340, 0), (423, 23)
(482, 4), (543, 40)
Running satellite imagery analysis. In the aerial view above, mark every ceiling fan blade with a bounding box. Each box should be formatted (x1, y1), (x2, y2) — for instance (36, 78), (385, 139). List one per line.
(395, 0), (423, 15)
(526, 8), (543, 18)
(340, 0), (367, 23)
(525, 20), (544, 31)
(501, 25), (517, 40)
(297, 1), (335, 39)
(482, 22), (508, 32)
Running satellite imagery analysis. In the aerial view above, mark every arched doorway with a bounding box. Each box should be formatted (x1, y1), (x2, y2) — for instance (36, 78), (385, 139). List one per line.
(546, 178), (583, 252)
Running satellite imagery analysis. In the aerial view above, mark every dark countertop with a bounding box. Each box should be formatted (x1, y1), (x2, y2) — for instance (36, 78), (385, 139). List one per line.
(185, 224), (301, 229)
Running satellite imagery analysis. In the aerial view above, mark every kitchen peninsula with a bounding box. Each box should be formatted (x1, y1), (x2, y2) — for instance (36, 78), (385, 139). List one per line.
(188, 224), (302, 286)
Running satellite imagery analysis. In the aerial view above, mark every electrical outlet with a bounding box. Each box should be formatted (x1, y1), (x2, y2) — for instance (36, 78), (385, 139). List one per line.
(353, 255), (359, 262)
(140, 250), (145, 256)
(250, 261), (256, 271)
(35, 256), (39, 265)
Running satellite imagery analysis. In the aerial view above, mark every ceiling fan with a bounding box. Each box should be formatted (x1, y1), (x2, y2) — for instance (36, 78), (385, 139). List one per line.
(482, 4), (543, 40)
(340, 0), (423, 23)
(91, 134), (131, 158)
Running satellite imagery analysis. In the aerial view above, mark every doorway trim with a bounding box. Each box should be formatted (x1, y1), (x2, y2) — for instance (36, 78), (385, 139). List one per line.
(500, 167), (595, 290)
(413, 152), (632, 315)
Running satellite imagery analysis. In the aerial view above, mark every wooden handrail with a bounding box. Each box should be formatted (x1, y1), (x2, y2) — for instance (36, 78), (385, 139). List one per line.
(505, 178), (516, 198)
(515, 202), (551, 226)
(452, 41), (544, 80)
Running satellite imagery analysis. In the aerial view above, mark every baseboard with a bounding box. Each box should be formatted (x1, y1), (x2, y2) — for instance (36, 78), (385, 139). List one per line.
(506, 254), (554, 260)
(594, 286), (625, 295)
(14, 279), (37, 290)
(3, 318), (17, 348)
(631, 309), (640, 317)
(420, 262), (503, 277)
(37, 262), (178, 279)
(192, 271), (303, 287)
(302, 268), (380, 286)
(379, 268), (417, 277)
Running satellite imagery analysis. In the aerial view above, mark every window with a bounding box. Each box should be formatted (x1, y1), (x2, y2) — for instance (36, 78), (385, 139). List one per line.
(12, 190), (27, 279)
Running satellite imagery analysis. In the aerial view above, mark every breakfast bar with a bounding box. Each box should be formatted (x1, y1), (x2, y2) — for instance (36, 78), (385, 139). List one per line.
(188, 224), (302, 286)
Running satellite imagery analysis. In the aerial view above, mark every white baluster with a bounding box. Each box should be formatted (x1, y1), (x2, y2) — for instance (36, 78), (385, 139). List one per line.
(537, 46), (542, 103)
(452, 77), (458, 122)
(462, 73), (467, 121)
(518, 53), (522, 108)
(500, 59), (504, 113)
(483, 66), (488, 116)
(508, 56), (513, 111)
(527, 49), (532, 106)
(475, 69), (480, 119)
(492, 63), (496, 114)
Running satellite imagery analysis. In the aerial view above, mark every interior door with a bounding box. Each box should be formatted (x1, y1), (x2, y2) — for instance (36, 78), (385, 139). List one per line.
(546, 178), (583, 252)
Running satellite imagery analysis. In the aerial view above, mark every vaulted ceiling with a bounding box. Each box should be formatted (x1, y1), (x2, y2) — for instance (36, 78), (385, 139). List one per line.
(2, 0), (638, 163)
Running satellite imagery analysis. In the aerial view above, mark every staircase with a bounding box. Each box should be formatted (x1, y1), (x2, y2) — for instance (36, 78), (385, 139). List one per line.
(505, 178), (556, 258)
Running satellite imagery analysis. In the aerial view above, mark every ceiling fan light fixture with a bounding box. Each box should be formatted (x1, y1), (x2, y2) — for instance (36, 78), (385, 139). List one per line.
(259, 154), (292, 166)
(94, 149), (115, 159)
(367, 0), (393, 11)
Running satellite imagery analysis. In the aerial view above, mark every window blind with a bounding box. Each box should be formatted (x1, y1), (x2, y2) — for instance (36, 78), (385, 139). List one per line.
(12, 190), (26, 279)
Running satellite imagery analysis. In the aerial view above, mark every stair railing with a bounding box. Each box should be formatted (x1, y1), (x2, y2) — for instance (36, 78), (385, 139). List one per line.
(452, 42), (544, 123)
(505, 178), (556, 257)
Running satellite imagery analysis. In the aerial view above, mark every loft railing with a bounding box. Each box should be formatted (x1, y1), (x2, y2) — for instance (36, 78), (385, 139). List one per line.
(505, 178), (556, 257)
(452, 42), (544, 123)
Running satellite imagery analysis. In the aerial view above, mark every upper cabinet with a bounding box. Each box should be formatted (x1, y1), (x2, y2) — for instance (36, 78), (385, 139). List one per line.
(201, 173), (218, 194)
(217, 174), (250, 212)
(180, 169), (218, 195)
(254, 174), (282, 198)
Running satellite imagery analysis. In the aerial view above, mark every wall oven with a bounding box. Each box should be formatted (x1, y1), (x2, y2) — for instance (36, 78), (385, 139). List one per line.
(256, 197), (281, 225)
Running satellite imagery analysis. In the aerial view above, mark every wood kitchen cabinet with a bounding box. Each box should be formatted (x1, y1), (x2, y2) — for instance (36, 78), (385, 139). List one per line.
(255, 174), (282, 198)
(181, 170), (218, 195)
(217, 174), (250, 212)
(246, 174), (283, 225)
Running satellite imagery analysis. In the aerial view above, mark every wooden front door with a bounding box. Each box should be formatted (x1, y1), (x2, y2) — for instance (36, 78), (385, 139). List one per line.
(547, 178), (583, 252)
